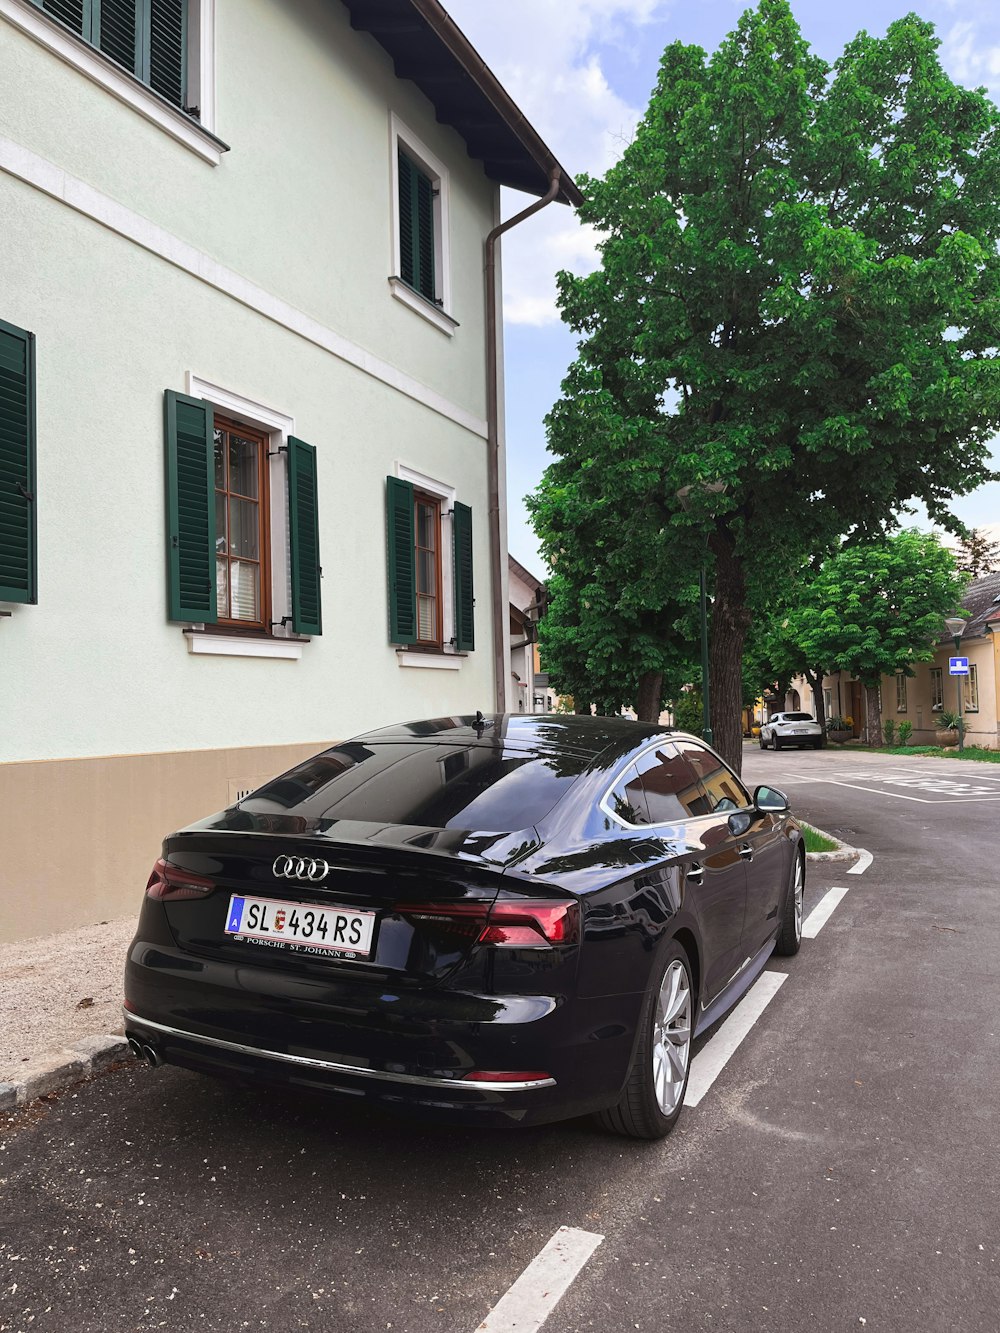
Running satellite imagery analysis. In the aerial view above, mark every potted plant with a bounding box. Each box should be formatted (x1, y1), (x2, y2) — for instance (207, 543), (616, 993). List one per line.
(935, 710), (962, 747)
(826, 716), (853, 744)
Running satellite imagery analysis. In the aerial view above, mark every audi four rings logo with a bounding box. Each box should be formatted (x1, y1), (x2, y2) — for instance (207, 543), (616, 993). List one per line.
(272, 855), (330, 882)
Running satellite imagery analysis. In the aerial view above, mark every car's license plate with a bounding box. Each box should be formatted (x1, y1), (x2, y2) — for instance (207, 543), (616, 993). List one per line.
(224, 894), (376, 957)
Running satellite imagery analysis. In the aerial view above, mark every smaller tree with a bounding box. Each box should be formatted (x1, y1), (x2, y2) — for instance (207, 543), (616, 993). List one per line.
(778, 532), (967, 743)
(955, 527), (1000, 579)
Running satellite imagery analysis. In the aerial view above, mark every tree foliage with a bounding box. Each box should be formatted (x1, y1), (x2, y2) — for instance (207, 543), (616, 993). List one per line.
(773, 530), (966, 741)
(530, 0), (1000, 774)
(954, 527), (1000, 578)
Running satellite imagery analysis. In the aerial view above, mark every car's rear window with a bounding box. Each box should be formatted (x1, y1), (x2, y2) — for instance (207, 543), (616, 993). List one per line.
(244, 742), (587, 832)
(781, 713), (814, 722)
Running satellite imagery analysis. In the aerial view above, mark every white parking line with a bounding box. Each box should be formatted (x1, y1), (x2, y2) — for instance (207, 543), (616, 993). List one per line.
(847, 848), (873, 875)
(474, 1226), (604, 1333)
(684, 971), (787, 1107)
(802, 886), (849, 937)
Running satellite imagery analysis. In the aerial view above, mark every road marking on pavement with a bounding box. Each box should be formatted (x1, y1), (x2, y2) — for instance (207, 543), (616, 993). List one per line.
(776, 771), (1000, 804)
(474, 1226), (604, 1333)
(684, 971), (787, 1107)
(847, 848), (873, 875)
(802, 887), (849, 938)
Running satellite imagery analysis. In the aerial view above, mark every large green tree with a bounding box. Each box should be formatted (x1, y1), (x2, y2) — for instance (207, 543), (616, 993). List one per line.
(771, 530), (966, 741)
(530, 0), (1000, 775)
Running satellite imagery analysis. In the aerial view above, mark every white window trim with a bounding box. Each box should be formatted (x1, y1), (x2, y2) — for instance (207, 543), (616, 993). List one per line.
(389, 113), (454, 335)
(965, 663), (979, 713)
(1, 0), (222, 165)
(185, 632), (302, 660)
(395, 462), (463, 667)
(186, 374), (301, 649)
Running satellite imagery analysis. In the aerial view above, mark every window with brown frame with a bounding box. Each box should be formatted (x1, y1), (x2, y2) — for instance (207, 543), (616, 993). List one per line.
(414, 489), (443, 647)
(214, 415), (270, 630)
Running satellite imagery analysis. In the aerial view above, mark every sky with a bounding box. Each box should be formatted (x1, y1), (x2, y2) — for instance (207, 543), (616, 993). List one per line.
(443, 0), (1000, 574)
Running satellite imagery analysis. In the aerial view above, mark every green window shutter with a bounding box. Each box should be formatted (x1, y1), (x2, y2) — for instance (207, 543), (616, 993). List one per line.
(147, 0), (187, 108)
(397, 150), (436, 303)
(164, 389), (216, 623)
(386, 475), (416, 644)
(287, 436), (322, 636)
(452, 501), (475, 652)
(0, 319), (37, 606)
(96, 0), (139, 75)
(33, 0), (87, 37)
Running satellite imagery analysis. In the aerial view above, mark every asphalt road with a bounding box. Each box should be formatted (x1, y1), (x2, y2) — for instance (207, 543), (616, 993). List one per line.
(2, 746), (998, 1333)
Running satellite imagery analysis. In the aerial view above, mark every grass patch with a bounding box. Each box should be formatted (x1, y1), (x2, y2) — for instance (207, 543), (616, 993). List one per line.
(847, 745), (1000, 762)
(799, 822), (840, 853)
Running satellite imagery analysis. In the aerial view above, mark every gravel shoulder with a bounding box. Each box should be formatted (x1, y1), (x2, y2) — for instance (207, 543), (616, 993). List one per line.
(0, 916), (135, 1080)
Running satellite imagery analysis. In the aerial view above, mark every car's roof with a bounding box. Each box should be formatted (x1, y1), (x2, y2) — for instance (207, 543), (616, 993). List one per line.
(355, 712), (675, 761)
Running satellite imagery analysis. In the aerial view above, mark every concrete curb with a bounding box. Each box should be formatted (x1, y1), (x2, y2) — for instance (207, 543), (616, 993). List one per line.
(0, 1033), (130, 1112)
(803, 825), (860, 864)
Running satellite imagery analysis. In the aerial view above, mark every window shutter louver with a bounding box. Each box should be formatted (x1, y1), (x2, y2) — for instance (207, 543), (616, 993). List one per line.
(97, 0), (138, 75)
(0, 320), (37, 606)
(386, 476), (416, 644)
(148, 0), (186, 107)
(452, 501), (475, 652)
(164, 389), (216, 623)
(38, 0), (86, 32)
(416, 170), (436, 301)
(287, 436), (322, 636)
(398, 150), (416, 290)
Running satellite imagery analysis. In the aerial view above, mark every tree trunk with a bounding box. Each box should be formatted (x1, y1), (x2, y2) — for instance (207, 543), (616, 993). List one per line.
(574, 698), (593, 716)
(708, 532), (752, 776)
(864, 682), (882, 746)
(635, 669), (663, 723)
(805, 666), (827, 746)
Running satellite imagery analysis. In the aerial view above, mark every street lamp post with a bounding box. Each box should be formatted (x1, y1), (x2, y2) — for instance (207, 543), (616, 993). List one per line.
(676, 481), (728, 749)
(944, 616), (968, 753)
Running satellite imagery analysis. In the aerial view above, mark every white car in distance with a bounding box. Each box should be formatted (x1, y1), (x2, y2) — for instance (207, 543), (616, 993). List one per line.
(759, 712), (823, 751)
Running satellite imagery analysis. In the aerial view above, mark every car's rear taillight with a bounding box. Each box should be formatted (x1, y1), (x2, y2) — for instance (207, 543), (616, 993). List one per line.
(394, 899), (578, 949)
(145, 857), (214, 901)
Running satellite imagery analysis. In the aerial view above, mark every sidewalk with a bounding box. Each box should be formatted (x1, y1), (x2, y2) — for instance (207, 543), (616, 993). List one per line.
(1, 915), (136, 1101)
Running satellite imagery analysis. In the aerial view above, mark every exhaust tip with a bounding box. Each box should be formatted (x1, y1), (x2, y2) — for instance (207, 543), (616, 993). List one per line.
(127, 1036), (145, 1061)
(140, 1042), (162, 1068)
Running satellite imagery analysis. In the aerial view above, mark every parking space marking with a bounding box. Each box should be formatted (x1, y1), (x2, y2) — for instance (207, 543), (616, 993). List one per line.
(802, 886), (849, 938)
(847, 848), (873, 875)
(776, 771), (1000, 804)
(474, 1225), (604, 1333)
(685, 971), (787, 1107)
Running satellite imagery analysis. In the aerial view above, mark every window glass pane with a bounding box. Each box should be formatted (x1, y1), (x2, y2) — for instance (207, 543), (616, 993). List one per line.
(417, 548), (435, 595)
(216, 558), (229, 618)
(230, 560), (259, 621)
(215, 492), (227, 554)
(229, 497), (259, 560)
(416, 500), (436, 550)
(214, 428), (225, 488)
(246, 743), (589, 832)
(635, 746), (709, 823)
(607, 763), (649, 825)
(417, 596), (435, 641)
(229, 435), (259, 498)
(967, 665), (979, 711)
(676, 739), (751, 812)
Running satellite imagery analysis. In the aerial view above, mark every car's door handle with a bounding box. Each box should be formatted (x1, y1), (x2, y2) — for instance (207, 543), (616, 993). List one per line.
(686, 862), (704, 884)
(737, 843), (754, 861)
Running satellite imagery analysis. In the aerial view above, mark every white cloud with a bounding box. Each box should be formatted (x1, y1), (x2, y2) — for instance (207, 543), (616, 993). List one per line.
(444, 0), (673, 324)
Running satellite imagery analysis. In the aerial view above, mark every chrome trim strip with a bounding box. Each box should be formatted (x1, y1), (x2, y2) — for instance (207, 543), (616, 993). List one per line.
(123, 1012), (556, 1092)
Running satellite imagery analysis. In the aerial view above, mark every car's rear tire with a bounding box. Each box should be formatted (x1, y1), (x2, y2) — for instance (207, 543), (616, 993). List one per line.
(596, 941), (693, 1140)
(758, 734), (766, 749)
(774, 850), (804, 956)
(772, 734), (782, 750)
(812, 739), (822, 750)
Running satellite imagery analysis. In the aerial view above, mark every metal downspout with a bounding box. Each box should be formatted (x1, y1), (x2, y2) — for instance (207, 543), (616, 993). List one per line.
(485, 167), (563, 714)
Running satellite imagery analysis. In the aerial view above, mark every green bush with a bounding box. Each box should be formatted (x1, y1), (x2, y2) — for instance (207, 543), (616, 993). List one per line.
(897, 720), (913, 744)
(883, 719), (896, 746)
(669, 691), (703, 734)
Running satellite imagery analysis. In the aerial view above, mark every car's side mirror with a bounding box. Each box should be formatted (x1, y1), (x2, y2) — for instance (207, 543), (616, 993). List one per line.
(727, 810), (753, 837)
(754, 784), (789, 814)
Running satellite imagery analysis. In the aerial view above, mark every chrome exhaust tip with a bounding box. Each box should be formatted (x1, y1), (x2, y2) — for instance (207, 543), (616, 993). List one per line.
(140, 1042), (162, 1068)
(127, 1036), (145, 1061)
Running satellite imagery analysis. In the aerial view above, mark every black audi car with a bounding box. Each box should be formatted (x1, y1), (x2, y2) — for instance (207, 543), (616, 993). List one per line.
(124, 714), (804, 1139)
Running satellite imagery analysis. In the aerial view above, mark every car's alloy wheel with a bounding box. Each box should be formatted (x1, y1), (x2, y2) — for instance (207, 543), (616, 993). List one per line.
(596, 941), (693, 1139)
(775, 850), (804, 956)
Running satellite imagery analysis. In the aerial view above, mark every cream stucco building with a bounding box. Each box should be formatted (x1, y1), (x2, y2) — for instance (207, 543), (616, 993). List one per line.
(0, 0), (579, 941)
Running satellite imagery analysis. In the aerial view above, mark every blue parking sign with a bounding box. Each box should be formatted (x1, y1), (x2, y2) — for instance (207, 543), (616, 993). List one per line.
(949, 656), (969, 675)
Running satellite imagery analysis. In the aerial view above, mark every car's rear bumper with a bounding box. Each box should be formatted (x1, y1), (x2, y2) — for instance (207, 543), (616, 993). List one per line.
(124, 938), (641, 1127)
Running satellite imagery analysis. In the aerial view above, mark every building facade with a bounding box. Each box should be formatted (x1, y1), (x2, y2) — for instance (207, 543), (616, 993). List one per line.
(0, 0), (578, 941)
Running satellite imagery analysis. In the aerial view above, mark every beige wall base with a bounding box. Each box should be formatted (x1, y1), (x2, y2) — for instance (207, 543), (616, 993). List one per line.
(0, 743), (332, 945)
